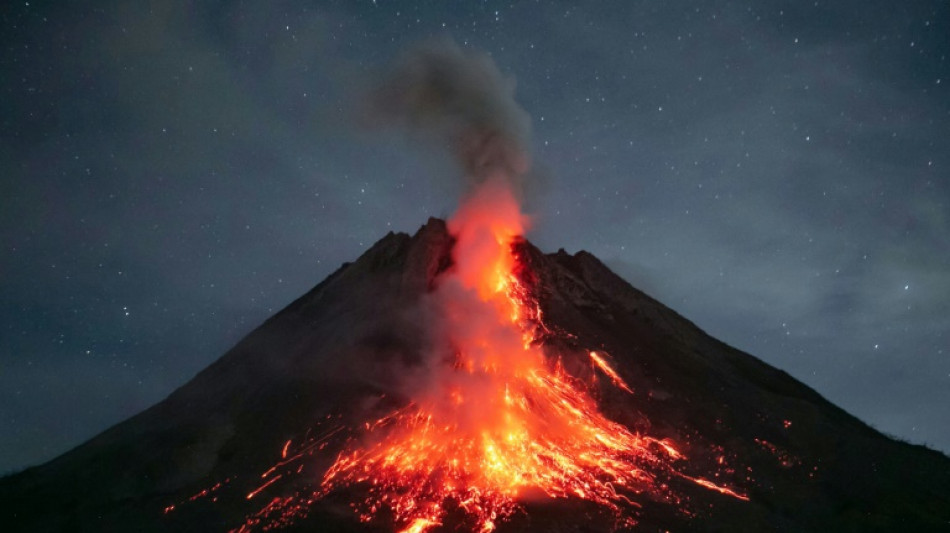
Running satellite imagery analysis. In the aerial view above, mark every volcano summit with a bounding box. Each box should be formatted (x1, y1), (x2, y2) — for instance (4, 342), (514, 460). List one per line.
(3, 37), (949, 533)
(2, 212), (949, 532)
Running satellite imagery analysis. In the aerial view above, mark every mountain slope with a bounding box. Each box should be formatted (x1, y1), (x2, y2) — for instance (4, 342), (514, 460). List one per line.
(2, 218), (948, 532)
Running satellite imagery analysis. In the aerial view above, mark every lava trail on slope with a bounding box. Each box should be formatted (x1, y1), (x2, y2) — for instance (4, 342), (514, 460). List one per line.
(221, 179), (746, 533)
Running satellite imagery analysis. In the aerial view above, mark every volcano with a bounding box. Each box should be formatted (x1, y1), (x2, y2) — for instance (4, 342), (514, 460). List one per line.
(2, 216), (950, 532)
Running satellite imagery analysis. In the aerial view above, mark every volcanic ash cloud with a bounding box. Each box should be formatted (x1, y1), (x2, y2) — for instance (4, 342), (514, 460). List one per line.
(370, 38), (533, 197)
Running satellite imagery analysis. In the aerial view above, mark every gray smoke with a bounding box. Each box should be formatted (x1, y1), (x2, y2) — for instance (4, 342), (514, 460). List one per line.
(371, 38), (533, 195)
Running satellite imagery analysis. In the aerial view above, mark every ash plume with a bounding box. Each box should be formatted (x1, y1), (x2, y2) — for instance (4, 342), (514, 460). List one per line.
(371, 38), (533, 197)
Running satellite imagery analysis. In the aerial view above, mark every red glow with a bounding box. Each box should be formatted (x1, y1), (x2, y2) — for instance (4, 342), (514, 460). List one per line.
(589, 351), (634, 394)
(183, 179), (752, 533)
(314, 179), (747, 532)
(281, 439), (292, 459)
(687, 477), (750, 501)
(246, 476), (281, 500)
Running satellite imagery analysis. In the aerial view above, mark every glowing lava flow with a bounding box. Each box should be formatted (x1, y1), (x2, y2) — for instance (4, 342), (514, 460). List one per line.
(315, 180), (746, 532)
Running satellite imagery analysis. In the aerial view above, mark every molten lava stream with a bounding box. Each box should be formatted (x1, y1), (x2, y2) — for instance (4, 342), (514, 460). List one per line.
(315, 180), (739, 533)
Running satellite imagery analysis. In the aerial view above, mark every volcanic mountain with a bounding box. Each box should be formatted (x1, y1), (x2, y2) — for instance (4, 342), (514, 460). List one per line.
(2, 217), (949, 532)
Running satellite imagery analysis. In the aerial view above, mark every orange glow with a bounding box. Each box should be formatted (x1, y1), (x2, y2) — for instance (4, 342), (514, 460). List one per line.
(246, 475), (280, 500)
(281, 439), (292, 459)
(314, 178), (748, 532)
(589, 351), (634, 393)
(401, 517), (441, 533)
(199, 179), (750, 532)
(686, 477), (750, 501)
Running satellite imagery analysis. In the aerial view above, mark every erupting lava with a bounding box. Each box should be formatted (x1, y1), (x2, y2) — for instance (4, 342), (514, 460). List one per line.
(311, 180), (746, 532)
(154, 44), (749, 533)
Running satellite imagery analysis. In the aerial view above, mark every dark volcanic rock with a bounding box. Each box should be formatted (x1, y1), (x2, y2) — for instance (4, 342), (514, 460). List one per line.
(2, 219), (948, 532)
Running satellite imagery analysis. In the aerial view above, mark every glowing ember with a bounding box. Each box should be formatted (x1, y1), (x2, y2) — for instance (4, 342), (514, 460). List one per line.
(589, 351), (634, 394)
(687, 477), (750, 501)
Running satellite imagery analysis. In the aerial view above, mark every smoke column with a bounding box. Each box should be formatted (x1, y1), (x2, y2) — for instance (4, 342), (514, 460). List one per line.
(372, 38), (538, 418)
(371, 38), (533, 198)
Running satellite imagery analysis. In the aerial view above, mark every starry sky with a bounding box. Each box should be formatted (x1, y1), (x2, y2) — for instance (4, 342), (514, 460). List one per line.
(2, 1), (948, 474)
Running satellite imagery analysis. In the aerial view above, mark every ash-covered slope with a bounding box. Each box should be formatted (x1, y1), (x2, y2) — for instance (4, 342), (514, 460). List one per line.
(2, 218), (949, 532)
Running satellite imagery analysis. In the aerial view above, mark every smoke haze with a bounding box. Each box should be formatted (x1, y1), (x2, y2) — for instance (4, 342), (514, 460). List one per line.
(371, 38), (533, 197)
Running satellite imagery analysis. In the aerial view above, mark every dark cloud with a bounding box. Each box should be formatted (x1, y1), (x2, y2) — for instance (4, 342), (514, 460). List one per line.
(369, 38), (533, 196)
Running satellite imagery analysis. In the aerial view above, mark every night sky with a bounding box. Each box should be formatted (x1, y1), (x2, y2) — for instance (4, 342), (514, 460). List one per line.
(2, 1), (948, 474)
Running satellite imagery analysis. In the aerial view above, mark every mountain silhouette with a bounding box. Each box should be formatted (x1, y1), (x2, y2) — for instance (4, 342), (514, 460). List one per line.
(2, 218), (949, 532)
